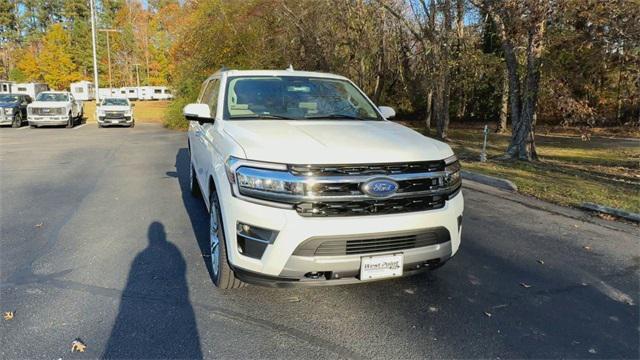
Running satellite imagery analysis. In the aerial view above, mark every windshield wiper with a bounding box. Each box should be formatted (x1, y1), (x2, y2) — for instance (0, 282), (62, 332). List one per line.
(304, 114), (370, 120)
(231, 114), (294, 120)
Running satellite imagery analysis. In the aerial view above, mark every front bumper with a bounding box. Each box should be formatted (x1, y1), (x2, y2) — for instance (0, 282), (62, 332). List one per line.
(28, 115), (68, 125)
(219, 180), (464, 286)
(0, 113), (14, 125)
(98, 116), (133, 126)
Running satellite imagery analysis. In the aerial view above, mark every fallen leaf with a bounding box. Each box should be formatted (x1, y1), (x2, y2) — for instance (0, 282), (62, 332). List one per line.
(484, 311), (492, 317)
(588, 348), (597, 354)
(520, 282), (532, 288)
(583, 245), (592, 251)
(537, 259), (545, 265)
(286, 296), (300, 303)
(404, 289), (415, 295)
(581, 282), (588, 286)
(3, 311), (14, 320)
(428, 306), (438, 312)
(71, 339), (87, 353)
(34, 222), (44, 228)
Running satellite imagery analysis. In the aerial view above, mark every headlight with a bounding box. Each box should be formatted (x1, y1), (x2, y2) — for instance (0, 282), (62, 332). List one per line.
(444, 155), (462, 197)
(225, 157), (305, 204)
(55, 108), (65, 115)
(3, 108), (13, 115)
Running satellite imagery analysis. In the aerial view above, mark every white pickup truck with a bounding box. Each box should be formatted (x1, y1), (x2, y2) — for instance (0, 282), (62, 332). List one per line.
(185, 69), (463, 288)
(27, 91), (83, 128)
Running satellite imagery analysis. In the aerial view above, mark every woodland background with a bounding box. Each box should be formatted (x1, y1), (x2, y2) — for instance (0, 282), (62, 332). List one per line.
(1, 0), (639, 159)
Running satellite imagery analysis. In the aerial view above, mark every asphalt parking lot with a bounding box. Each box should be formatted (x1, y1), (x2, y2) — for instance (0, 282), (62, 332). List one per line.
(0, 123), (638, 359)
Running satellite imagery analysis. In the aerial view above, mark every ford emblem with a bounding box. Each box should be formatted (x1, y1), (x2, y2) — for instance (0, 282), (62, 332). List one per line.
(361, 178), (399, 197)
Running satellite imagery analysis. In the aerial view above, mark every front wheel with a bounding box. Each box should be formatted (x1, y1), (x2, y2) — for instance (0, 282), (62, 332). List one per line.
(12, 113), (22, 128)
(209, 191), (244, 289)
(66, 113), (73, 128)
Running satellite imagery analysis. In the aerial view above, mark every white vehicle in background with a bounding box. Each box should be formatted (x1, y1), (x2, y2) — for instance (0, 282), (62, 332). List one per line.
(0, 81), (48, 100)
(70, 80), (96, 101)
(27, 91), (83, 128)
(185, 68), (463, 289)
(96, 98), (135, 128)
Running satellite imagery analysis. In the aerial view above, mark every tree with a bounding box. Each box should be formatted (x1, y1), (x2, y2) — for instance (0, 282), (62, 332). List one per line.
(37, 23), (81, 89)
(471, 0), (551, 160)
(16, 47), (40, 81)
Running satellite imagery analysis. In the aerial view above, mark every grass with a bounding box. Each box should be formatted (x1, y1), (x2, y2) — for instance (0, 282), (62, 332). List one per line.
(82, 101), (171, 123)
(438, 127), (640, 214)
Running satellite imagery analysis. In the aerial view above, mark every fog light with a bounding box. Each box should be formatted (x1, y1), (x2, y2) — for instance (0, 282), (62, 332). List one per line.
(236, 222), (278, 259)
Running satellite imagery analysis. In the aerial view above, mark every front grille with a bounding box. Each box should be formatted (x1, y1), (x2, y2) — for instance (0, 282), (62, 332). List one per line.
(295, 195), (447, 217)
(105, 111), (125, 118)
(31, 107), (64, 115)
(232, 159), (461, 217)
(293, 227), (450, 256)
(289, 161), (445, 177)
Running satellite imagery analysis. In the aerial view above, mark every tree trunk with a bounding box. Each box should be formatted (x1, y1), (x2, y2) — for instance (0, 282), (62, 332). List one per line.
(507, 19), (545, 160)
(425, 88), (433, 130)
(496, 67), (509, 133)
(436, 0), (452, 140)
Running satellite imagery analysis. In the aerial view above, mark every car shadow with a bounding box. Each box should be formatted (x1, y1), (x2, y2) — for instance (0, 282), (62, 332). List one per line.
(171, 148), (215, 279)
(102, 222), (202, 359)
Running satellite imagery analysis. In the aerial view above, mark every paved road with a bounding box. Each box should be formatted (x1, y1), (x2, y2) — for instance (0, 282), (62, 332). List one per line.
(1, 124), (638, 359)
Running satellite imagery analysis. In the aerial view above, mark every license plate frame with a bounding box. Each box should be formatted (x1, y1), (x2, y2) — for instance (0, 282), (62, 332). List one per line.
(360, 253), (404, 281)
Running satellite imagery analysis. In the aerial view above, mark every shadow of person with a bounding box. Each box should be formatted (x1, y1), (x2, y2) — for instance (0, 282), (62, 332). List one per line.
(103, 222), (202, 359)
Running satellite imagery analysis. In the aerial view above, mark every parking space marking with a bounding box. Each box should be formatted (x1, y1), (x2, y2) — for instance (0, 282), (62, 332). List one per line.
(74, 124), (87, 130)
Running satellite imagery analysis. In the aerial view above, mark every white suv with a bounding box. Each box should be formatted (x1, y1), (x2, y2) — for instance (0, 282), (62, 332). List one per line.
(185, 69), (463, 288)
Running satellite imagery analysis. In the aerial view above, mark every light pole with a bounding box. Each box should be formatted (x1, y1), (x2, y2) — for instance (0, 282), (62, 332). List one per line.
(89, 0), (99, 104)
(98, 29), (121, 91)
(134, 63), (141, 88)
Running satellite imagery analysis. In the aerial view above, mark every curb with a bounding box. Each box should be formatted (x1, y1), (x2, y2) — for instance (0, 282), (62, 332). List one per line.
(580, 203), (640, 223)
(461, 170), (518, 192)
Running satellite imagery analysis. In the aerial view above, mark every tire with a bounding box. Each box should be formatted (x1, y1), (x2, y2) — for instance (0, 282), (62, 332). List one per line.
(30, 124), (37, 128)
(12, 113), (22, 128)
(190, 163), (202, 198)
(208, 190), (245, 289)
(129, 120), (135, 128)
(66, 113), (73, 128)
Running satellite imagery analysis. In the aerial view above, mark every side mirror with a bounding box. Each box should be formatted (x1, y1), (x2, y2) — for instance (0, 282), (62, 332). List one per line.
(378, 106), (396, 119)
(184, 103), (214, 123)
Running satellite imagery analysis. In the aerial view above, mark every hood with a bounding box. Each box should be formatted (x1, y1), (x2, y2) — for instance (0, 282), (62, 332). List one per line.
(99, 105), (130, 112)
(223, 120), (453, 164)
(29, 101), (68, 108)
(0, 103), (18, 108)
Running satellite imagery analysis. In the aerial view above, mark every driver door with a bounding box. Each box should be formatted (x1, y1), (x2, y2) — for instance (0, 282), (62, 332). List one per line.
(191, 78), (220, 189)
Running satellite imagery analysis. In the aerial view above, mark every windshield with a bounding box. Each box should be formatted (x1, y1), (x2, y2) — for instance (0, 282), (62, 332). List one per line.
(0, 94), (19, 103)
(102, 98), (129, 106)
(224, 76), (381, 120)
(36, 93), (68, 102)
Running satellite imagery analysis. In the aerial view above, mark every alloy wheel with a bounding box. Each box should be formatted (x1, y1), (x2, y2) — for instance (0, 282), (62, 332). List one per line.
(209, 201), (220, 277)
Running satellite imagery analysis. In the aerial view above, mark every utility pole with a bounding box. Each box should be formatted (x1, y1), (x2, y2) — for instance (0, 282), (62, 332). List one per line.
(89, 0), (99, 104)
(98, 29), (121, 91)
(134, 64), (141, 88)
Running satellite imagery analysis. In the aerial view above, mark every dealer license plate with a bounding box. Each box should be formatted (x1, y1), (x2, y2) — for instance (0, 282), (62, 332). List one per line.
(360, 253), (404, 280)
